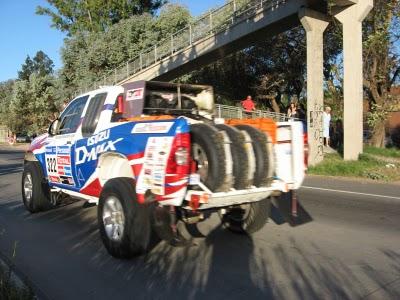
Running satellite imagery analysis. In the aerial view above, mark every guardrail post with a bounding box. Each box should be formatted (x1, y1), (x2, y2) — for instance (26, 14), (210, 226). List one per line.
(114, 69), (117, 83)
(140, 53), (143, 69)
(171, 35), (174, 54)
(233, 0), (237, 12)
(209, 12), (213, 32)
(154, 45), (157, 62)
(126, 62), (129, 77)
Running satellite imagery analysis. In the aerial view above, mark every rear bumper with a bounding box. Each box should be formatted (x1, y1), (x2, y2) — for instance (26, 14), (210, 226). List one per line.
(185, 180), (289, 210)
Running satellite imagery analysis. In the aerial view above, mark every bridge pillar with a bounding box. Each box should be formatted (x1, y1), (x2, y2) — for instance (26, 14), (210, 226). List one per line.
(299, 9), (329, 166)
(334, 1), (373, 160)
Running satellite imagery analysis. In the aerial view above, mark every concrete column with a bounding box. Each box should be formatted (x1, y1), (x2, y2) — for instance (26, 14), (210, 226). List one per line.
(299, 9), (329, 166)
(334, 1), (373, 160)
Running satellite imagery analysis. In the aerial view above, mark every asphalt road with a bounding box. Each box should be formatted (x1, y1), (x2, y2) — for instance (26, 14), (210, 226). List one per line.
(0, 146), (399, 300)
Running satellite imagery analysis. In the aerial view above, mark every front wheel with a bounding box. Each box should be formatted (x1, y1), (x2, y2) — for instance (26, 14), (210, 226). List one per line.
(98, 178), (155, 258)
(21, 162), (52, 213)
(221, 198), (271, 234)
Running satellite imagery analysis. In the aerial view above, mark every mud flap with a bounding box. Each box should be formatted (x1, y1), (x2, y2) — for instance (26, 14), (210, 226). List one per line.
(153, 206), (190, 246)
(270, 191), (313, 226)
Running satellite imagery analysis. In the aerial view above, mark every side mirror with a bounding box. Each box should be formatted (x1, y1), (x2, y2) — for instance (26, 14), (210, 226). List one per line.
(48, 119), (60, 136)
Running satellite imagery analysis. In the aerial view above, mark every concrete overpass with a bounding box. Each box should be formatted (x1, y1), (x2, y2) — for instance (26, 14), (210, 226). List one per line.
(85, 0), (372, 164)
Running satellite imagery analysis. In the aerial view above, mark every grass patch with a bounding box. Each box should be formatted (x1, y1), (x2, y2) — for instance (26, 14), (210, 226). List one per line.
(364, 146), (400, 158)
(308, 152), (400, 182)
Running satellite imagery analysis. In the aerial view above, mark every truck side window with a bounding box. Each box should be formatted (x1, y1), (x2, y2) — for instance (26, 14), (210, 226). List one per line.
(58, 96), (89, 135)
(82, 93), (107, 136)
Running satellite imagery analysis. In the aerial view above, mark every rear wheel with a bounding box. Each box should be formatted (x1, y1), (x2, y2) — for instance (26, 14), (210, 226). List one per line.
(21, 162), (53, 213)
(98, 178), (154, 258)
(221, 198), (271, 234)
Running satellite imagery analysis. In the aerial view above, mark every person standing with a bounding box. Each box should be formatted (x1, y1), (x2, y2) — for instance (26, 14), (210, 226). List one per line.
(241, 95), (256, 112)
(323, 106), (332, 147)
(287, 102), (299, 119)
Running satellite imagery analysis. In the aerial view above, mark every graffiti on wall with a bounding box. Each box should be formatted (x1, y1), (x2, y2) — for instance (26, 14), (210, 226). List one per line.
(309, 103), (324, 162)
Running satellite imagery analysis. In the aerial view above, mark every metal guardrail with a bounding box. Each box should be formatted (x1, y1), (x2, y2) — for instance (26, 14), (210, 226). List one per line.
(76, 0), (287, 95)
(214, 104), (290, 122)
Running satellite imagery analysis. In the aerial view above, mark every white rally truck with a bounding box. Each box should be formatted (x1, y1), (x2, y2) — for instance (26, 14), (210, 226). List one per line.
(22, 81), (305, 258)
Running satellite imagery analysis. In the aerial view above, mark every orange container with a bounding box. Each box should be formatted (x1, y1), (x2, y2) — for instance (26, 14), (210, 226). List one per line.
(225, 118), (277, 144)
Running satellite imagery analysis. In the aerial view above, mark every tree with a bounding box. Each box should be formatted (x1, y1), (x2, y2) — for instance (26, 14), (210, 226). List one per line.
(0, 80), (15, 128)
(59, 4), (191, 93)
(363, 0), (400, 147)
(9, 74), (60, 135)
(36, 0), (166, 36)
(18, 51), (54, 81)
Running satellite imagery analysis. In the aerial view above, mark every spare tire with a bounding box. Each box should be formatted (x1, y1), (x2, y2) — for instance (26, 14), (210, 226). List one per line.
(215, 124), (250, 189)
(235, 125), (270, 187)
(191, 123), (228, 192)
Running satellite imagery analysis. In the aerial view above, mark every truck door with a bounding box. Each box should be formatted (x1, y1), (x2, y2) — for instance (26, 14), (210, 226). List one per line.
(74, 92), (109, 188)
(45, 95), (89, 189)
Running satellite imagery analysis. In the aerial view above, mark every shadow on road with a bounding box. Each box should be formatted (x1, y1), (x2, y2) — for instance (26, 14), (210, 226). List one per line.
(0, 196), (399, 299)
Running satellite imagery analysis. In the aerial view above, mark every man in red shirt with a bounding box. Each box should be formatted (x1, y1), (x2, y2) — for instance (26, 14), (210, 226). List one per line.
(241, 95), (256, 112)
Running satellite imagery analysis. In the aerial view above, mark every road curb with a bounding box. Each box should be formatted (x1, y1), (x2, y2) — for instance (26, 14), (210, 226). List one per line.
(0, 250), (49, 300)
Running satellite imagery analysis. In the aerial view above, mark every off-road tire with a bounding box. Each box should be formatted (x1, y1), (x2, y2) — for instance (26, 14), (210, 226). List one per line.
(191, 123), (228, 192)
(222, 198), (271, 234)
(215, 124), (250, 189)
(21, 162), (52, 213)
(98, 178), (154, 258)
(235, 125), (270, 187)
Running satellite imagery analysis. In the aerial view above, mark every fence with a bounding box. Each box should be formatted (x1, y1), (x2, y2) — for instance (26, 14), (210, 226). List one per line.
(215, 104), (290, 122)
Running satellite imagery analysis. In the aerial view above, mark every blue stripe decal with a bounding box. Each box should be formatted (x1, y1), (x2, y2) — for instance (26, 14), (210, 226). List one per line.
(103, 104), (114, 111)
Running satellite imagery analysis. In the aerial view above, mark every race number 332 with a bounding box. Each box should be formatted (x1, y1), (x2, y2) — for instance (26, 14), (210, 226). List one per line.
(46, 157), (57, 173)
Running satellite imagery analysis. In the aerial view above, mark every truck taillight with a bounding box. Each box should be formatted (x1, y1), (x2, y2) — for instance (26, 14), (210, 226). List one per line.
(166, 133), (191, 175)
(175, 147), (188, 165)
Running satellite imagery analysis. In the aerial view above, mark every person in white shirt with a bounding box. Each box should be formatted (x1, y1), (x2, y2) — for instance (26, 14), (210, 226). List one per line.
(323, 106), (332, 147)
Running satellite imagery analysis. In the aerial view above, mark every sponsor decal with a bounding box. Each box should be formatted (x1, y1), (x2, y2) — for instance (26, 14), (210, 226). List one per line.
(49, 175), (59, 183)
(76, 138), (123, 164)
(46, 146), (57, 155)
(136, 136), (173, 195)
(57, 146), (70, 155)
(126, 88), (144, 101)
(131, 122), (174, 134)
(57, 156), (71, 165)
(87, 130), (110, 146)
(46, 145), (74, 186)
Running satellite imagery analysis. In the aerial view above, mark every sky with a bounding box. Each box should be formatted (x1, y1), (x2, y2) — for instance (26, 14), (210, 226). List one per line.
(0, 0), (225, 82)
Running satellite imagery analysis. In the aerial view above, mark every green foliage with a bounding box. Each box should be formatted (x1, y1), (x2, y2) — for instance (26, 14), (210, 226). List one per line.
(364, 146), (400, 158)
(0, 80), (15, 127)
(60, 3), (191, 92)
(18, 51), (54, 81)
(9, 74), (60, 135)
(0, 51), (61, 135)
(36, 0), (165, 36)
(362, 0), (400, 146)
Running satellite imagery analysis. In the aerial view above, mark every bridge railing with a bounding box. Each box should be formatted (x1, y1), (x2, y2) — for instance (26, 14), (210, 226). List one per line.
(215, 104), (290, 122)
(76, 0), (287, 95)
